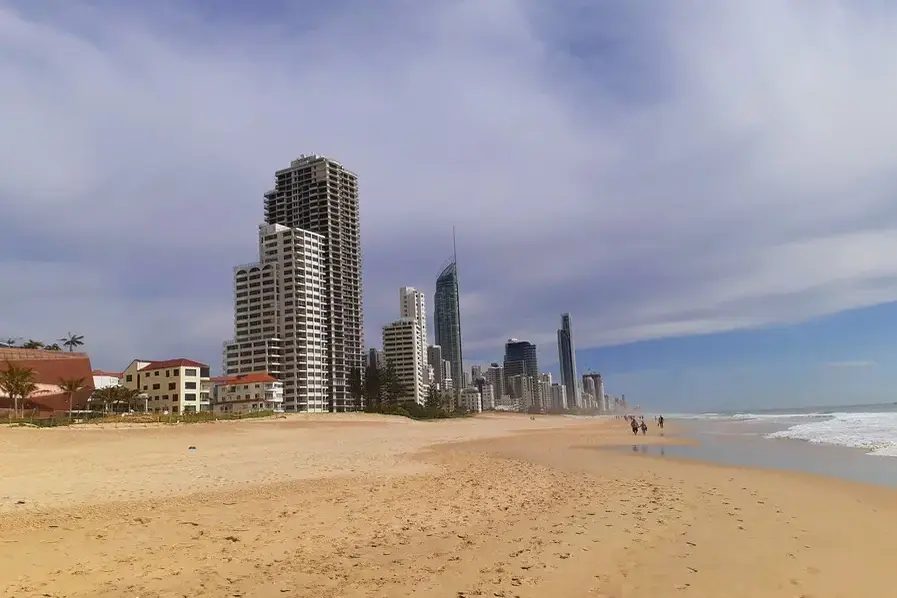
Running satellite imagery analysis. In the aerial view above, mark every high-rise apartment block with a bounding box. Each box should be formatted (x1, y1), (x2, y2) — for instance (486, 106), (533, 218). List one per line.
(583, 372), (606, 411)
(382, 318), (427, 405)
(550, 383), (568, 410)
(224, 224), (330, 412)
(485, 362), (505, 402)
(224, 155), (363, 412)
(400, 287), (428, 390)
(503, 339), (539, 406)
(427, 345), (444, 387)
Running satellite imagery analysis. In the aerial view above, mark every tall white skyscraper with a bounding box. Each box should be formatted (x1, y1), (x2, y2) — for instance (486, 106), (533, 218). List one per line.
(382, 318), (427, 405)
(400, 287), (428, 388)
(224, 224), (329, 412)
(263, 155), (363, 411)
(224, 154), (363, 412)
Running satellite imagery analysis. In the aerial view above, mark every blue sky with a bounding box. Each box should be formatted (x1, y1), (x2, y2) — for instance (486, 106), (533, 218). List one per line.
(575, 301), (897, 411)
(3, 1), (897, 411)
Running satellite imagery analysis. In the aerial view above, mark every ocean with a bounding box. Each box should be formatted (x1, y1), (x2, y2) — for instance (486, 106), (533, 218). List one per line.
(632, 403), (897, 488)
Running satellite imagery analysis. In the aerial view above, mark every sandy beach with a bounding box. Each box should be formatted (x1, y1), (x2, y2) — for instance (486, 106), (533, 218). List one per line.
(1, 414), (895, 597)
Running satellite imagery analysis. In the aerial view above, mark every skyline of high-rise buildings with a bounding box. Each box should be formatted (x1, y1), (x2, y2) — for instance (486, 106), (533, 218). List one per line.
(220, 152), (614, 413)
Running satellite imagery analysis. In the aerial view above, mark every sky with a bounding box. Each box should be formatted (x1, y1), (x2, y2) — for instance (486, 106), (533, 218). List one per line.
(3, 0), (897, 411)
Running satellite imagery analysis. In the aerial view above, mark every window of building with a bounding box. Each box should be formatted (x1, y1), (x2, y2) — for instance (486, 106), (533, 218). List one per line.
(126, 374), (133, 382)
(143, 386), (148, 391)
(152, 383), (160, 390)
(172, 369), (179, 376)
(185, 382), (196, 390)
(165, 370), (170, 377)
(184, 393), (197, 401)
(168, 382), (176, 390)
(172, 394), (179, 401)
(154, 371), (160, 376)
(184, 368), (197, 376)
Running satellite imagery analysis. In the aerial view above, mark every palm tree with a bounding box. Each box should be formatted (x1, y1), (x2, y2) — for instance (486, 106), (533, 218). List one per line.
(114, 386), (145, 413)
(0, 362), (38, 419)
(90, 386), (119, 413)
(58, 377), (87, 422)
(59, 332), (85, 353)
(44, 343), (62, 351)
(22, 339), (44, 349)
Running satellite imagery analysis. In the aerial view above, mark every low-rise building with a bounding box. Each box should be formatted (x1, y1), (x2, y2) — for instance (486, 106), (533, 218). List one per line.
(0, 348), (94, 416)
(459, 387), (482, 413)
(92, 370), (122, 390)
(121, 358), (211, 414)
(211, 372), (284, 414)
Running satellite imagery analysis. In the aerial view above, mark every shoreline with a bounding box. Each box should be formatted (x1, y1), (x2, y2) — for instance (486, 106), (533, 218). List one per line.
(2, 414), (895, 597)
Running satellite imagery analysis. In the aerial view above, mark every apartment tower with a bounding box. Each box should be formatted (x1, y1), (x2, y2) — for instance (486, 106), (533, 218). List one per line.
(400, 287), (429, 390)
(503, 339), (539, 405)
(263, 155), (363, 411)
(224, 224), (329, 412)
(224, 154), (362, 412)
(382, 319), (427, 405)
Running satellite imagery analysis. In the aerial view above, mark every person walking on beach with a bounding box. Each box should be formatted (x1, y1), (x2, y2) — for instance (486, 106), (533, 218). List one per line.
(640, 420), (648, 435)
(631, 418), (639, 435)
(658, 415), (664, 429)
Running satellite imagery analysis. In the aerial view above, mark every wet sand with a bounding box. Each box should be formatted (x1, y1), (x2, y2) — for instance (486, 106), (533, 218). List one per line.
(1, 414), (895, 597)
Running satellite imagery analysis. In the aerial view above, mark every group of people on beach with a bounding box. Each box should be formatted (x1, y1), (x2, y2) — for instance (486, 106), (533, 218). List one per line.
(623, 414), (663, 435)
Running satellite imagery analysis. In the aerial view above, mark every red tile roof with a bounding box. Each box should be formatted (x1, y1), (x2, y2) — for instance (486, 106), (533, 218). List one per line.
(214, 372), (278, 385)
(142, 358), (209, 370)
(92, 369), (122, 377)
(0, 353), (94, 414)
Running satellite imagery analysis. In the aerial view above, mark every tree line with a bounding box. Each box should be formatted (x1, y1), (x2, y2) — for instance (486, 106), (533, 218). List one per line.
(3, 332), (85, 352)
(347, 363), (467, 419)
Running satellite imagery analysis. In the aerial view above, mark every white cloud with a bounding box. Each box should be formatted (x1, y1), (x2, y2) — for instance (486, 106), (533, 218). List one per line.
(3, 1), (897, 370)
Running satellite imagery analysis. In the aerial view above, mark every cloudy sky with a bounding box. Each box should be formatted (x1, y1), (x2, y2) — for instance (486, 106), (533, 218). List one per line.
(3, 0), (897, 410)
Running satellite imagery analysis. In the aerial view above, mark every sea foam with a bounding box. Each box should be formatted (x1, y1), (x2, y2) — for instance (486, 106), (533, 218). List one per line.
(765, 412), (897, 457)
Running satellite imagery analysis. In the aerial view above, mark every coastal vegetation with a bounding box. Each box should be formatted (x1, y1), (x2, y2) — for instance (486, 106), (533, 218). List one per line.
(0, 361), (38, 419)
(352, 364), (468, 420)
(2, 332), (84, 352)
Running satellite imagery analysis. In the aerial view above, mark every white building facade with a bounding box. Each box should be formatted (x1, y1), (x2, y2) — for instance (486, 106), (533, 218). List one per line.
(223, 223), (330, 413)
(212, 372), (284, 414)
(400, 287), (429, 394)
(459, 387), (482, 413)
(382, 318), (427, 406)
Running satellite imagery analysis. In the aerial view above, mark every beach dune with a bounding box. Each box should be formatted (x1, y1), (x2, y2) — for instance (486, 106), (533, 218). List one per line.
(1, 413), (894, 597)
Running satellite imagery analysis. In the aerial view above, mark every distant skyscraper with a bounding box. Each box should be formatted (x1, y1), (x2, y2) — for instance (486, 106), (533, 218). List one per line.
(503, 339), (539, 404)
(557, 313), (579, 409)
(400, 287), (428, 391)
(427, 345), (445, 388)
(583, 372), (605, 411)
(434, 235), (463, 397)
(485, 362), (504, 402)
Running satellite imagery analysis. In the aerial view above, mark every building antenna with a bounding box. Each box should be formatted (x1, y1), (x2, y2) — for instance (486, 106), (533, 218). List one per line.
(453, 226), (464, 390)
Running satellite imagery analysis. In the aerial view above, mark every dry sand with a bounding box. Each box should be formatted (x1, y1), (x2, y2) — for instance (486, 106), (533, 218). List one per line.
(1, 413), (895, 597)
